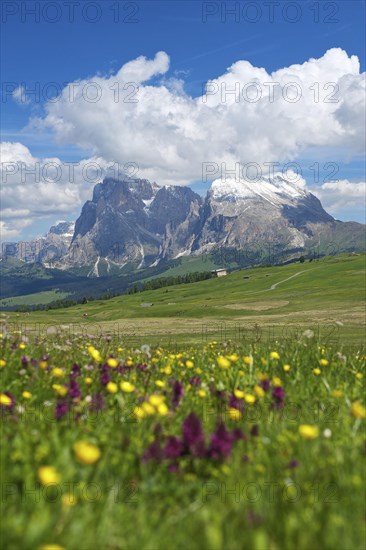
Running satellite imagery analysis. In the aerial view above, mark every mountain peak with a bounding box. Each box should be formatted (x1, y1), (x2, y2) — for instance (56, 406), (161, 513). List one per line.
(209, 174), (307, 206)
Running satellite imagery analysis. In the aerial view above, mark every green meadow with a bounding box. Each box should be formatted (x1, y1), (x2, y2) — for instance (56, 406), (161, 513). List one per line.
(1, 253), (365, 550)
(4, 253), (365, 346)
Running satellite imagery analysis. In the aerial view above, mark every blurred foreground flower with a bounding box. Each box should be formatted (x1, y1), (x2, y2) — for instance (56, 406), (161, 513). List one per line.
(299, 425), (319, 439)
(351, 401), (366, 419)
(38, 466), (61, 485)
(73, 441), (101, 465)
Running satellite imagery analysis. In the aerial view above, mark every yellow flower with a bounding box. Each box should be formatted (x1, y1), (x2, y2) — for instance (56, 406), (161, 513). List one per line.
(38, 466), (61, 485)
(133, 406), (145, 419)
(351, 401), (366, 419)
(195, 367), (202, 375)
(73, 441), (101, 465)
(217, 356), (231, 369)
(22, 391), (32, 399)
(155, 380), (165, 388)
(355, 373), (363, 380)
(197, 390), (206, 398)
(51, 368), (65, 378)
(38, 545), (66, 550)
(270, 351), (280, 360)
(19, 343), (26, 350)
(157, 403), (169, 416)
(319, 359), (329, 367)
(85, 377), (92, 385)
(39, 360), (48, 369)
(243, 355), (253, 366)
(299, 425), (319, 439)
(142, 402), (155, 415)
(0, 359), (6, 368)
(244, 394), (256, 404)
(272, 377), (282, 387)
(87, 346), (101, 362)
(0, 393), (12, 406)
(106, 382), (118, 394)
(228, 408), (242, 421)
(186, 360), (194, 368)
(313, 368), (321, 376)
(283, 364), (290, 372)
(234, 389), (245, 399)
(125, 359), (133, 367)
(149, 394), (164, 407)
(52, 384), (68, 397)
(228, 354), (239, 362)
(107, 358), (118, 368)
(254, 385), (265, 398)
(163, 365), (172, 375)
(117, 347), (123, 352)
(120, 381), (135, 393)
(62, 494), (76, 507)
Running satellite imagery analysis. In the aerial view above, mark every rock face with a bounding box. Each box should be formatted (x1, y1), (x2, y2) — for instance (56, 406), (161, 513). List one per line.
(3, 176), (365, 273)
(191, 176), (335, 254)
(63, 178), (202, 269)
(1, 221), (74, 265)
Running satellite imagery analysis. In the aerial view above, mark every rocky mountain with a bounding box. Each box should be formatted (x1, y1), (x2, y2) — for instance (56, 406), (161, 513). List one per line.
(1, 221), (74, 265)
(62, 178), (202, 274)
(190, 176), (335, 254)
(2, 176), (364, 274)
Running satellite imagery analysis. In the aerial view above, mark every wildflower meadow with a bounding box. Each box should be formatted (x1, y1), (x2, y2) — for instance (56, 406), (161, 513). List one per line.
(1, 329), (365, 550)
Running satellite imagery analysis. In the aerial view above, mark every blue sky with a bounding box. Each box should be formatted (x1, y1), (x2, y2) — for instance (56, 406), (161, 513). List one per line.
(1, 0), (365, 239)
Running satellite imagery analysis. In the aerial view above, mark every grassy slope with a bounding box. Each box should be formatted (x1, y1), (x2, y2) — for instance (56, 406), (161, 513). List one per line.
(0, 290), (69, 307)
(4, 254), (365, 345)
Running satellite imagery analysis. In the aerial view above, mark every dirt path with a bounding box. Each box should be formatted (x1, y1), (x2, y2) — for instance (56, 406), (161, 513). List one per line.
(269, 270), (308, 290)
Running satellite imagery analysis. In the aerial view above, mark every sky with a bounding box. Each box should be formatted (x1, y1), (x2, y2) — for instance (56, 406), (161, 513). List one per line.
(1, 0), (365, 241)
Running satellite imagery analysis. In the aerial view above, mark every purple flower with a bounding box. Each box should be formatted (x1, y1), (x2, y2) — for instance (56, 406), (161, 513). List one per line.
(250, 424), (259, 437)
(137, 363), (147, 371)
(287, 459), (299, 469)
(100, 372), (111, 385)
(209, 423), (233, 459)
(272, 386), (285, 409)
(68, 380), (81, 399)
(229, 394), (244, 411)
(90, 393), (105, 412)
(70, 363), (81, 378)
(189, 376), (201, 386)
(172, 381), (184, 407)
(21, 356), (30, 367)
(182, 413), (204, 448)
(164, 436), (183, 459)
(259, 378), (270, 392)
(232, 428), (246, 441)
(55, 400), (68, 420)
(118, 366), (129, 374)
(143, 439), (162, 462)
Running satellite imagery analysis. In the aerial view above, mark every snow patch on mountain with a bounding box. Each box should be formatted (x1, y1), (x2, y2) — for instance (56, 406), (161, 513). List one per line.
(210, 174), (307, 207)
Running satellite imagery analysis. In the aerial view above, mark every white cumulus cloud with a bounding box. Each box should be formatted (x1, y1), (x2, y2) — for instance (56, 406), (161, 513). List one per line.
(312, 180), (366, 216)
(29, 47), (366, 185)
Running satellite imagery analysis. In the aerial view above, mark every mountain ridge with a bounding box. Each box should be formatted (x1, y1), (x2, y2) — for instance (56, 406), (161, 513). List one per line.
(2, 176), (365, 274)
